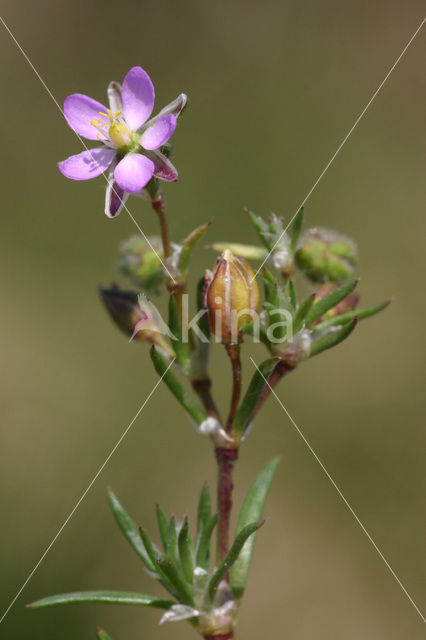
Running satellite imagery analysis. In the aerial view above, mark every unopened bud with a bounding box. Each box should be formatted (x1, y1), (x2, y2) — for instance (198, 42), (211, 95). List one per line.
(99, 285), (174, 356)
(295, 228), (358, 283)
(204, 250), (259, 344)
(118, 235), (164, 294)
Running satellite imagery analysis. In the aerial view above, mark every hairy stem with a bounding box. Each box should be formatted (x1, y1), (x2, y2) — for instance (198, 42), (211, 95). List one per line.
(215, 446), (238, 565)
(151, 194), (172, 259)
(225, 344), (242, 435)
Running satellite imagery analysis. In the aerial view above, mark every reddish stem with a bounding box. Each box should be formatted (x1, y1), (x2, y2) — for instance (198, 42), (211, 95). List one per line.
(204, 634), (234, 640)
(225, 344), (242, 434)
(215, 446), (238, 564)
(249, 360), (294, 424)
(192, 377), (221, 421)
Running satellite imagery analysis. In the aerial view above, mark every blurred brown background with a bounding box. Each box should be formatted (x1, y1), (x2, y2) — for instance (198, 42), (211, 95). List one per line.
(0, 1), (425, 638)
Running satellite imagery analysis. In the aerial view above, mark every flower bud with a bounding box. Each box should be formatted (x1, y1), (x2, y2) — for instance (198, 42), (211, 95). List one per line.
(118, 235), (164, 294)
(204, 250), (259, 344)
(295, 228), (358, 283)
(99, 285), (174, 356)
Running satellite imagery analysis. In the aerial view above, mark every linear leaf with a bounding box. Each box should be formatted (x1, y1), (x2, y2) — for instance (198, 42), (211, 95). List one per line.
(240, 323), (270, 347)
(230, 458), (279, 598)
(96, 627), (113, 640)
(313, 299), (391, 332)
(309, 318), (358, 357)
(232, 359), (278, 438)
(178, 222), (211, 276)
(293, 293), (316, 333)
(289, 207), (304, 252)
(207, 521), (264, 603)
(150, 347), (207, 425)
(196, 514), (218, 571)
(168, 296), (191, 375)
(156, 504), (169, 550)
(305, 280), (358, 326)
(157, 556), (194, 606)
(178, 517), (195, 584)
(107, 490), (154, 571)
(197, 483), (211, 537)
(28, 591), (174, 610)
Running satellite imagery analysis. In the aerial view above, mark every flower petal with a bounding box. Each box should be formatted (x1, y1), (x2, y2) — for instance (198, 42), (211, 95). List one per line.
(58, 148), (115, 180)
(121, 66), (155, 131)
(141, 93), (187, 133)
(63, 93), (109, 140)
(140, 114), (176, 151)
(147, 150), (178, 182)
(108, 81), (123, 113)
(105, 169), (129, 218)
(114, 153), (154, 193)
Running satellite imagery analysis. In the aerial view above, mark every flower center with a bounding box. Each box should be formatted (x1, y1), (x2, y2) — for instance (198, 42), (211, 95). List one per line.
(91, 109), (133, 149)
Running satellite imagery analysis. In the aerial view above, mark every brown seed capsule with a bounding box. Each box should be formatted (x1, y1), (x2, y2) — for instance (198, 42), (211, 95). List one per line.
(204, 250), (259, 344)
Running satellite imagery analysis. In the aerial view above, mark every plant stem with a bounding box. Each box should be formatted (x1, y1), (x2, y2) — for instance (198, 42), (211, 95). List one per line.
(151, 194), (172, 259)
(225, 344), (242, 435)
(192, 377), (221, 421)
(215, 446), (238, 565)
(204, 633), (234, 640)
(250, 360), (293, 422)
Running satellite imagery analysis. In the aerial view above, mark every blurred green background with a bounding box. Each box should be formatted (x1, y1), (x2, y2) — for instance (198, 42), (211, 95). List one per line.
(1, 1), (425, 638)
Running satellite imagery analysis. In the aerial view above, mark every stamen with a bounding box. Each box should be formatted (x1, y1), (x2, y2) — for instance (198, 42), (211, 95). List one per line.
(99, 111), (108, 117)
(113, 110), (122, 117)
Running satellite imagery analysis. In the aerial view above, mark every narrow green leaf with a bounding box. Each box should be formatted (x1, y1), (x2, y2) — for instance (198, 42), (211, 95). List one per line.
(230, 458), (279, 598)
(196, 277), (210, 340)
(240, 323), (270, 348)
(178, 517), (195, 584)
(305, 279), (358, 326)
(232, 359), (278, 438)
(289, 207), (304, 252)
(168, 296), (191, 375)
(28, 591), (174, 610)
(157, 556), (194, 606)
(196, 514), (218, 571)
(309, 318), (358, 357)
(313, 299), (391, 332)
(288, 279), (297, 311)
(165, 516), (180, 568)
(197, 483), (211, 537)
(178, 222), (211, 276)
(245, 209), (271, 250)
(96, 627), (113, 640)
(207, 521), (264, 603)
(107, 490), (154, 571)
(150, 347), (207, 425)
(156, 504), (169, 550)
(293, 293), (316, 333)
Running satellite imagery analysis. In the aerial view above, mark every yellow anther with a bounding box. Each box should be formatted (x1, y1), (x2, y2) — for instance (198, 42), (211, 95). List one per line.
(113, 110), (122, 117)
(91, 117), (102, 125)
(99, 111), (108, 118)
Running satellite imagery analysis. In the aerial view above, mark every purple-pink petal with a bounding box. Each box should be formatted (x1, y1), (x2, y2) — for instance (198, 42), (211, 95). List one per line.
(58, 148), (115, 181)
(148, 150), (178, 182)
(63, 93), (108, 140)
(105, 170), (129, 218)
(140, 114), (177, 151)
(121, 66), (155, 131)
(114, 153), (154, 193)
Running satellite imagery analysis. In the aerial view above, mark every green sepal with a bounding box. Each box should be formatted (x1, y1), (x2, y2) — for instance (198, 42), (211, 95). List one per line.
(305, 279), (358, 326)
(293, 293), (316, 333)
(309, 318), (358, 357)
(207, 242), (267, 260)
(156, 555), (194, 607)
(207, 521), (264, 603)
(156, 504), (169, 550)
(178, 517), (195, 584)
(313, 299), (391, 332)
(150, 347), (207, 425)
(196, 514), (218, 571)
(27, 591), (174, 610)
(107, 490), (154, 571)
(168, 296), (191, 376)
(289, 207), (304, 252)
(230, 459), (279, 599)
(232, 359), (278, 438)
(240, 323), (270, 348)
(178, 222), (211, 277)
(288, 279), (297, 311)
(96, 627), (113, 640)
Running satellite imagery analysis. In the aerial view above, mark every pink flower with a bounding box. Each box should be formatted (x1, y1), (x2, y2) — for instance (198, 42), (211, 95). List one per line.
(58, 66), (187, 217)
